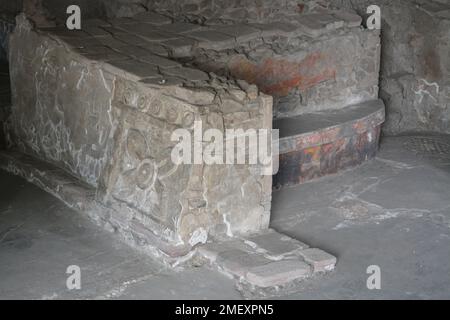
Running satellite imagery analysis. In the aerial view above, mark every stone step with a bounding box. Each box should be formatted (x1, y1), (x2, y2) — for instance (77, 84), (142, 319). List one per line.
(198, 229), (337, 288)
(274, 99), (385, 188)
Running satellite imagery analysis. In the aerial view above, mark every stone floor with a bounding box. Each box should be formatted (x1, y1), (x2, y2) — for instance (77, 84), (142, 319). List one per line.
(1, 134), (450, 299)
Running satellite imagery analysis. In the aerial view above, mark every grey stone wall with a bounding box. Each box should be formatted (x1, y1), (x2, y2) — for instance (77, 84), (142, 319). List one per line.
(328, 0), (450, 134)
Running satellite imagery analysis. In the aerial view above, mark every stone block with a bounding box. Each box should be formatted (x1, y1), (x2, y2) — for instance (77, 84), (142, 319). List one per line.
(244, 229), (309, 258)
(216, 249), (272, 277)
(213, 24), (261, 43)
(83, 25), (111, 37)
(186, 30), (236, 50)
(161, 66), (209, 82)
(198, 240), (254, 263)
(162, 38), (197, 58)
(133, 12), (172, 25)
(96, 36), (129, 49)
(331, 10), (363, 28)
(138, 42), (170, 56)
(138, 53), (181, 68)
(298, 248), (337, 272)
(245, 260), (311, 287)
(249, 22), (298, 38)
(118, 23), (178, 41)
(295, 15), (328, 37)
(155, 22), (204, 34)
(107, 59), (161, 79)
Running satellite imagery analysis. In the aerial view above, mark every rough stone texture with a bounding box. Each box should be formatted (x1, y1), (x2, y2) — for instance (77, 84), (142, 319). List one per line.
(274, 100), (385, 187)
(298, 248), (337, 272)
(12, 0), (446, 136)
(4, 5), (380, 273)
(244, 228), (309, 258)
(198, 229), (334, 287)
(328, 0), (450, 135)
(246, 260), (311, 287)
(5, 14), (273, 259)
(190, 9), (380, 119)
(11, 2), (380, 121)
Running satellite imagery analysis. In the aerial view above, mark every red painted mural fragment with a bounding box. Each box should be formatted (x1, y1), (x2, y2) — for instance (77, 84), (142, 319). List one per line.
(229, 53), (336, 96)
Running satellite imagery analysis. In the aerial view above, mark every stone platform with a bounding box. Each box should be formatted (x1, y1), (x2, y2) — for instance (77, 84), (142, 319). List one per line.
(2, 8), (382, 287)
(6, 14), (275, 262)
(274, 99), (385, 188)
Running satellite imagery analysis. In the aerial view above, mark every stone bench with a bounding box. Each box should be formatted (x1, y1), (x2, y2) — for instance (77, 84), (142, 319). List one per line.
(5, 14), (273, 260)
(0, 8), (383, 287)
(274, 99), (385, 188)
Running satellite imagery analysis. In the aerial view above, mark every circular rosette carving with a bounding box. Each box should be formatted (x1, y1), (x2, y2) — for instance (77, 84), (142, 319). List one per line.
(136, 159), (155, 190)
(120, 129), (159, 191)
(126, 129), (148, 163)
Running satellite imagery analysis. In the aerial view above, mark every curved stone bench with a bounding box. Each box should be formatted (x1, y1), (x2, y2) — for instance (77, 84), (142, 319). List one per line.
(274, 99), (385, 188)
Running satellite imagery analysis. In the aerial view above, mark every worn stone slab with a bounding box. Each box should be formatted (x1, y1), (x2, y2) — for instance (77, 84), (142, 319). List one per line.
(294, 15), (329, 37)
(83, 25), (112, 37)
(100, 25), (130, 36)
(216, 249), (272, 277)
(41, 27), (90, 38)
(133, 11), (173, 25)
(162, 38), (197, 58)
(298, 248), (337, 273)
(331, 10), (363, 28)
(138, 42), (170, 56)
(245, 260), (311, 287)
(111, 33), (148, 46)
(198, 240), (254, 262)
(83, 49), (129, 62)
(197, 232), (330, 287)
(138, 53), (181, 68)
(249, 22), (298, 38)
(275, 100), (385, 143)
(106, 59), (161, 79)
(118, 23), (178, 41)
(186, 30), (236, 50)
(140, 76), (184, 86)
(56, 35), (103, 49)
(107, 17), (137, 26)
(161, 66), (209, 82)
(96, 35), (129, 49)
(113, 45), (155, 58)
(213, 24), (261, 43)
(83, 18), (111, 27)
(243, 229), (309, 258)
(155, 22), (204, 34)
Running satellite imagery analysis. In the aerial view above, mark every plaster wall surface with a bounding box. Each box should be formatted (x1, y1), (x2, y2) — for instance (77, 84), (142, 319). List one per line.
(329, 0), (450, 134)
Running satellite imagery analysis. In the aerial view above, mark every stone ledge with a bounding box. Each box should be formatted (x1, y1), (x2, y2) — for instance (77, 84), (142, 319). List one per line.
(274, 100), (385, 187)
(275, 99), (385, 153)
(0, 150), (195, 264)
(198, 228), (337, 288)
